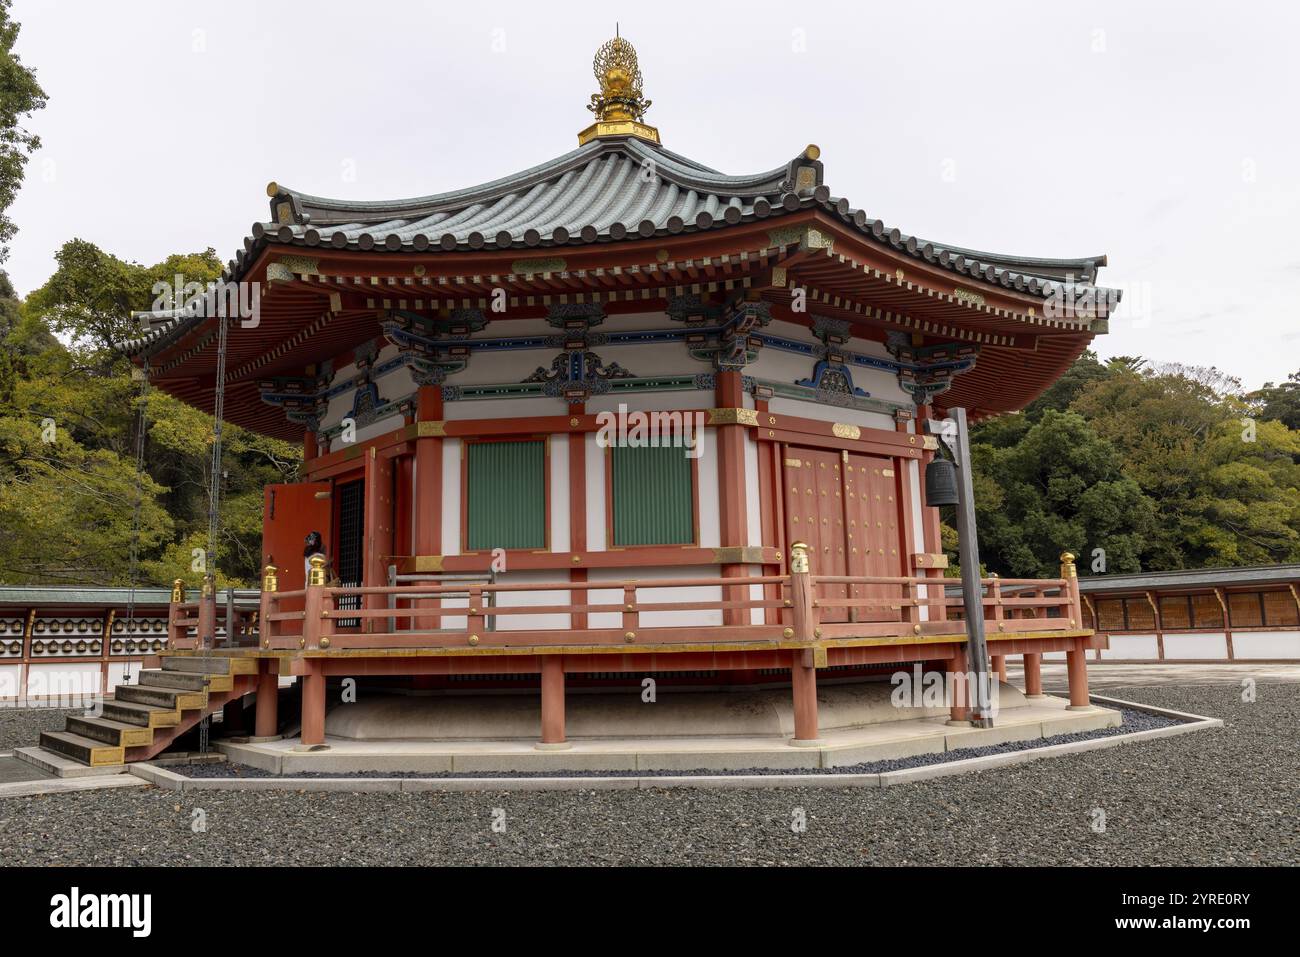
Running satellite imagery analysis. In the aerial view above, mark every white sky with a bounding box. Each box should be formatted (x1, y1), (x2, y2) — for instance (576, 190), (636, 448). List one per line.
(8, 0), (1299, 389)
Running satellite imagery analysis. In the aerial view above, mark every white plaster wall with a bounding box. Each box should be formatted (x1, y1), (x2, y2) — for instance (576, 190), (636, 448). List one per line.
(329, 413), (404, 452)
(1231, 630), (1300, 659)
(1227, 631), (1300, 660)
(697, 431), (720, 548)
(440, 437), (461, 556)
(748, 319), (912, 407)
(768, 395), (896, 432)
(584, 433), (607, 551)
(442, 397), (558, 421)
(0, 664), (20, 698)
(1163, 632), (1229, 659)
(445, 347), (556, 387)
(549, 434), (570, 554)
(586, 391), (713, 414)
(743, 432), (762, 549)
(1100, 634), (1160, 660)
(27, 662), (100, 699)
(490, 569), (571, 632)
(106, 660), (148, 693)
(587, 566), (724, 629)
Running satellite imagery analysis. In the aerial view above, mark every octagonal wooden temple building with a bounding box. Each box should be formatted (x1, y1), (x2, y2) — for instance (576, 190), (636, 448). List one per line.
(34, 36), (1120, 768)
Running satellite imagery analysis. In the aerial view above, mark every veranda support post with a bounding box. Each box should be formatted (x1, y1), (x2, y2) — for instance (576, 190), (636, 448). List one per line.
(299, 556), (329, 747)
(537, 655), (569, 749)
(788, 541), (821, 745)
(1061, 551), (1091, 709)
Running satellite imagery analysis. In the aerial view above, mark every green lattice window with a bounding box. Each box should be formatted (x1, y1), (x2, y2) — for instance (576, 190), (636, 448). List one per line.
(466, 440), (546, 550)
(610, 443), (694, 546)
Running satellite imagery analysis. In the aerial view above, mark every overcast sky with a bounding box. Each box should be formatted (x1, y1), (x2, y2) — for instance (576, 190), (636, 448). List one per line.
(8, 0), (1299, 389)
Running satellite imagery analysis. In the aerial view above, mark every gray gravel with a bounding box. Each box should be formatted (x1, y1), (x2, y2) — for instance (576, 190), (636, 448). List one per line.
(0, 683), (1295, 866)
(0, 707), (77, 751)
(173, 707), (1179, 779)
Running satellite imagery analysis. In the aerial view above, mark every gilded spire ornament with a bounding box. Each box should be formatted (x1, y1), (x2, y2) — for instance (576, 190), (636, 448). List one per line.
(578, 28), (661, 146)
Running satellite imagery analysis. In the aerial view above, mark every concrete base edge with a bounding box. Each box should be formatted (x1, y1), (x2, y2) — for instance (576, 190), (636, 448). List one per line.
(131, 694), (1220, 793)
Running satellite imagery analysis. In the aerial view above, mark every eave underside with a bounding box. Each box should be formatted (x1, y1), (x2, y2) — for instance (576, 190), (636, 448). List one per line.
(139, 228), (1099, 440)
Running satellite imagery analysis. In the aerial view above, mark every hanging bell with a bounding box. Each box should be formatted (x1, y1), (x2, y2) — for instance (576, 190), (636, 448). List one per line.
(924, 457), (959, 507)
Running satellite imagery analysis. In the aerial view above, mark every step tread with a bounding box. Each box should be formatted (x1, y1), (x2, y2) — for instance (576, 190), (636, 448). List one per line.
(103, 699), (180, 726)
(40, 730), (125, 766)
(138, 669), (209, 687)
(162, 656), (235, 674)
(69, 716), (149, 734)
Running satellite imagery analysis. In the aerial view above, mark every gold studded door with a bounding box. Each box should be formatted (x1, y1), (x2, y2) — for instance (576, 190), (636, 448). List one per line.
(782, 448), (848, 622)
(843, 452), (904, 622)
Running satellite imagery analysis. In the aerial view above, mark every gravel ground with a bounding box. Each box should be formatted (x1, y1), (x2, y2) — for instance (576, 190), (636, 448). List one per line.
(0, 683), (1295, 866)
(174, 707), (1179, 779)
(0, 707), (77, 751)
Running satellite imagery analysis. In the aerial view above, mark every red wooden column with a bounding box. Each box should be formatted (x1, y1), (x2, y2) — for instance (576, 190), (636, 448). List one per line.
(413, 386), (443, 631)
(947, 643), (970, 725)
(1023, 651), (1043, 697)
(300, 661), (327, 747)
(254, 659), (279, 738)
(788, 542), (821, 744)
(362, 446), (396, 632)
(537, 655), (569, 749)
(715, 370), (750, 626)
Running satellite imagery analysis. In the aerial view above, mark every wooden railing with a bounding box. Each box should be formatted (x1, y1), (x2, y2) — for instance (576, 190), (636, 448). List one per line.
(247, 549), (1085, 653)
(167, 582), (261, 650)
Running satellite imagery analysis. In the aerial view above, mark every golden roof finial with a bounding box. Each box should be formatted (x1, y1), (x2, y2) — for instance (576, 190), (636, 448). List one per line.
(578, 29), (661, 146)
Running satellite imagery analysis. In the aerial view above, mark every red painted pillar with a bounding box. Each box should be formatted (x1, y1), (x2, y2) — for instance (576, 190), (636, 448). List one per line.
(1023, 651), (1043, 697)
(1066, 639), (1090, 709)
(538, 655), (567, 747)
(992, 654), (1007, 682)
(300, 664), (327, 746)
(254, 661), (278, 737)
(791, 652), (819, 744)
(948, 644), (970, 724)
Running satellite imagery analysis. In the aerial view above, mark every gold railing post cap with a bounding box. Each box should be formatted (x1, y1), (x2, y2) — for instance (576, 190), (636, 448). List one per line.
(1059, 551), (1076, 563)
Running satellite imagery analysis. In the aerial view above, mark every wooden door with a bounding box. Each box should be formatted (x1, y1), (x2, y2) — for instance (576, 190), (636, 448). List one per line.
(844, 453), (905, 622)
(262, 482), (332, 592)
(262, 482), (332, 635)
(782, 448), (848, 622)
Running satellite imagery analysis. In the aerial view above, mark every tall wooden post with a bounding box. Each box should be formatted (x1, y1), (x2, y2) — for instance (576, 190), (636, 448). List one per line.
(940, 408), (993, 727)
(788, 541), (820, 745)
(1023, 652), (1044, 697)
(298, 555), (329, 747)
(1061, 551), (1090, 709)
(947, 643), (970, 725)
(254, 660), (279, 738)
(300, 663), (327, 747)
(537, 655), (569, 749)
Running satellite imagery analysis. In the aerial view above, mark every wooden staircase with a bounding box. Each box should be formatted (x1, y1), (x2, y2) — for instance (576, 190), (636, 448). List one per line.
(37, 656), (258, 767)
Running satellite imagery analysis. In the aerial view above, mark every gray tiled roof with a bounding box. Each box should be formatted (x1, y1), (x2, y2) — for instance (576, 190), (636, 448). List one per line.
(249, 137), (1105, 290)
(0, 586), (259, 607)
(127, 136), (1112, 356)
(1076, 565), (1300, 592)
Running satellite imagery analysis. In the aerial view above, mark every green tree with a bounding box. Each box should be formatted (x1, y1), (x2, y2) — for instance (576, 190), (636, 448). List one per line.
(962, 410), (1158, 578)
(1249, 370), (1300, 431)
(0, 0), (46, 262)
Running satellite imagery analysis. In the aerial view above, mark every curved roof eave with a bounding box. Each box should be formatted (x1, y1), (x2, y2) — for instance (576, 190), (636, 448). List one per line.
(125, 138), (1113, 356)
